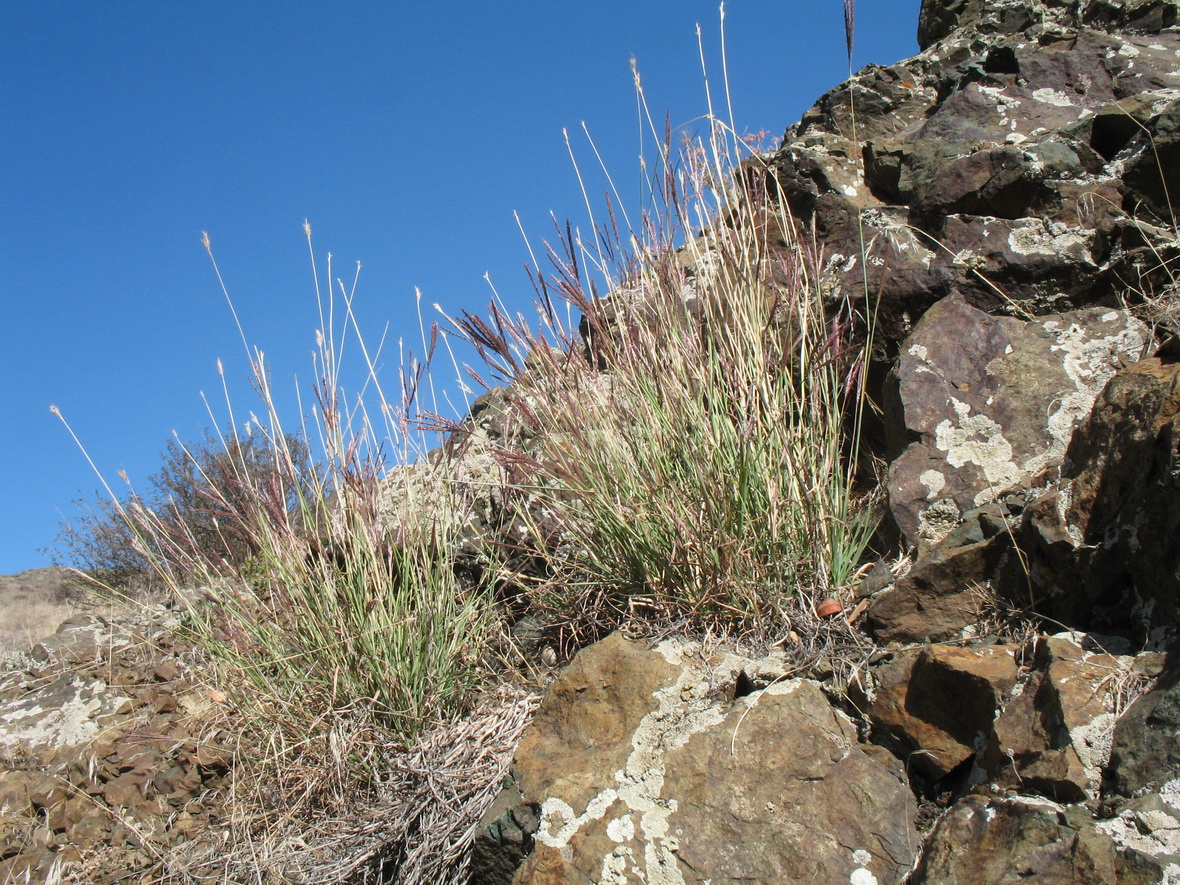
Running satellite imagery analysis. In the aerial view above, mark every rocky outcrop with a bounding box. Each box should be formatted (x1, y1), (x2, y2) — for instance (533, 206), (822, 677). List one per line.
(478, 2), (1180, 881)
(477, 628), (1174, 883)
(768, 0), (1180, 347)
(867, 499), (1022, 643)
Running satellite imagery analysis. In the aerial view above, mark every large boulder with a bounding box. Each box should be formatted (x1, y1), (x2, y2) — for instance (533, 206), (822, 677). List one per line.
(885, 293), (1148, 549)
(479, 633), (919, 885)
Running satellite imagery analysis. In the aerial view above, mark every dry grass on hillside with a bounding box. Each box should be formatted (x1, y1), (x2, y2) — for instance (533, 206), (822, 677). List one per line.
(0, 566), (88, 655)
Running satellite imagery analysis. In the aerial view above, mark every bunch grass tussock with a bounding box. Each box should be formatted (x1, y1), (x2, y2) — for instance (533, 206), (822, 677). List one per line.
(54, 224), (511, 881)
(451, 76), (879, 650)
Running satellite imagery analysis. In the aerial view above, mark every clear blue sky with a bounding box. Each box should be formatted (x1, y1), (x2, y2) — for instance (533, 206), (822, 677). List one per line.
(1, 1), (921, 575)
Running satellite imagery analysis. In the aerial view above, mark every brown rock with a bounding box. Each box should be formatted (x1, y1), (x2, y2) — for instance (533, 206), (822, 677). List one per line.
(869, 643), (1019, 780)
(1023, 357), (1180, 636)
(911, 795), (1118, 885)
(47, 795), (93, 834)
(26, 773), (70, 812)
(512, 632), (680, 814)
(0, 852), (54, 883)
(192, 741), (231, 771)
(152, 660), (180, 682)
(102, 770), (151, 808)
(983, 635), (1126, 801)
(0, 771), (32, 817)
(154, 764), (203, 799)
(868, 502), (1016, 643)
(67, 806), (112, 846)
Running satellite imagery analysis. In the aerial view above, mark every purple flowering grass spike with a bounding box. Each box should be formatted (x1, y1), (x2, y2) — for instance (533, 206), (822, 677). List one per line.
(844, 0), (855, 66)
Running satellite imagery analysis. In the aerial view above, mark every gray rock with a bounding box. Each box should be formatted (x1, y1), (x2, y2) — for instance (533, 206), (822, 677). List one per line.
(765, 5), (1180, 348)
(1105, 661), (1180, 798)
(470, 778), (539, 885)
(885, 292), (1149, 549)
(917, 0), (1180, 51)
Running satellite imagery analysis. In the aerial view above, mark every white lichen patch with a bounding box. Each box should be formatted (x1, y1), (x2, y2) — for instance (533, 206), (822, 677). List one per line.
(1097, 795), (1180, 863)
(1070, 711), (1117, 792)
(1009, 795), (1067, 814)
(1031, 87), (1074, 107)
(1029, 314), (1150, 474)
(607, 814), (636, 843)
(977, 85), (1022, 113)
(1007, 220), (1093, 261)
(537, 790), (620, 848)
(825, 252), (859, 275)
(919, 469), (946, 499)
(0, 678), (106, 752)
(1162, 778), (1180, 811)
(934, 398), (1021, 503)
(917, 498), (962, 547)
(861, 209), (937, 264)
(849, 848), (879, 885)
(600, 846), (634, 884)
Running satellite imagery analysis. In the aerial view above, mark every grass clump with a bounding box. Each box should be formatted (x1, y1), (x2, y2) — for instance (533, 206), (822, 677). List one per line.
(55, 224), (494, 751)
(452, 73), (879, 643)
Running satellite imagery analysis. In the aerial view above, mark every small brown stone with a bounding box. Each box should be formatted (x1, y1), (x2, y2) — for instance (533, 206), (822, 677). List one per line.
(153, 660), (180, 682)
(26, 774), (69, 812)
(193, 743), (231, 771)
(67, 807), (111, 846)
(48, 795), (93, 834)
(0, 771), (32, 817)
(154, 764), (202, 798)
(102, 770), (150, 808)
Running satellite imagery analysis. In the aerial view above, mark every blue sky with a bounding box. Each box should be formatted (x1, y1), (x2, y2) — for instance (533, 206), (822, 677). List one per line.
(1, 1), (921, 574)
